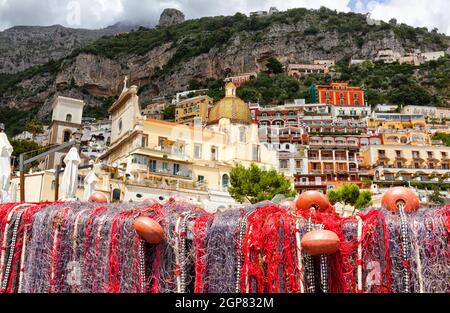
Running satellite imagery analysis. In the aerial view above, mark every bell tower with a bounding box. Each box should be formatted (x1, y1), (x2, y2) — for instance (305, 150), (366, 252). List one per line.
(109, 76), (142, 145)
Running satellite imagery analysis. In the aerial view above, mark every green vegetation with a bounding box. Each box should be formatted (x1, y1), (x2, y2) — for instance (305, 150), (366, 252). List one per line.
(428, 186), (445, 205)
(229, 163), (296, 204)
(83, 96), (117, 119)
(236, 73), (304, 106)
(10, 139), (46, 171)
(1, 6), (449, 133)
(327, 183), (373, 214)
(162, 104), (176, 120)
(265, 57), (284, 74)
(432, 132), (450, 147)
(334, 57), (450, 106)
(0, 59), (62, 97)
(0, 107), (41, 137)
(25, 119), (44, 139)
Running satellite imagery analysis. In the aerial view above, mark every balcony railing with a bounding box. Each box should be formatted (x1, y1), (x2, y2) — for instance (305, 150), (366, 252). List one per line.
(295, 181), (326, 186)
(148, 168), (192, 179)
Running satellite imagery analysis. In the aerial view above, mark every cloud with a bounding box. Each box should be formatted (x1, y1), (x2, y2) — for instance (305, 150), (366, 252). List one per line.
(356, 0), (450, 34)
(0, 0), (351, 30)
(0, 0), (448, 35)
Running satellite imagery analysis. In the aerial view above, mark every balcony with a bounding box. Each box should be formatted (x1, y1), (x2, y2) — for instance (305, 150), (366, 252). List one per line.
(118, 177), (207, 192)
(148, 168), (192, 179)
(131, 145), (190, 163)
(295, 181), (326, 187)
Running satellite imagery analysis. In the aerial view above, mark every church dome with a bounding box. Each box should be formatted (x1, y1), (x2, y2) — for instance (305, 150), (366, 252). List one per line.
(207, 82), (252, 125)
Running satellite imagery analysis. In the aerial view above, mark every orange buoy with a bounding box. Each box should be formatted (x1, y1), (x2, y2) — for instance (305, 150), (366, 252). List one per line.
(88, 192), (108, 203)
(300, 230), (340, 256)
(295, 191), (331, 212)
(133, 217), (165, 244)
(381, 187), (420, 213)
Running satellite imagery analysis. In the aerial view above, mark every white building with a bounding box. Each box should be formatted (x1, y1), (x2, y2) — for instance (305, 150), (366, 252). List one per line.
(421, 51), (445, 62)
(402, 105), (450, 120)
(330, 105), (371, 118)
(375, 49), (401, 63)
(45, 96), (85, 169)
(374, 104), (399, 113)
(313, 59), (335, 67)
(349, 58), (367, 66)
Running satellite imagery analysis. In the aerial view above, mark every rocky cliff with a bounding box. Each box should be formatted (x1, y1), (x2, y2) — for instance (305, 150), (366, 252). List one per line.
(158, 8), (185, 27)
(0, 7), (449, 130)
(0, 23), (143, 74)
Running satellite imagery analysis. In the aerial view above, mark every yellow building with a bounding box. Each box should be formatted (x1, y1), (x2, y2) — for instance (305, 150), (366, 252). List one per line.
(368, 113), (426, 130)
(175, 95), (212, 126)
(359, 144), (450, 183)
(97, 81), (278, 211)
(381, 130), (430, 146)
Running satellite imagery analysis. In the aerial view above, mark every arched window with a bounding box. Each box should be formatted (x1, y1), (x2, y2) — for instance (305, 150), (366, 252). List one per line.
(118, 118), (123, 133)
(63, 130), (71, 142)
(222, 174), (229, 189)
(66, 114), (72, 122)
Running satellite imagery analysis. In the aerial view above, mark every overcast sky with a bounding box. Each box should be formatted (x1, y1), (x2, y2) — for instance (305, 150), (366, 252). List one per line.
(0, 0), (449, 35)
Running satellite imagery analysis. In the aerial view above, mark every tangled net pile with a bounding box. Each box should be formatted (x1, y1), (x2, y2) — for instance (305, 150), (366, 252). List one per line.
(0, 199), (448, 293)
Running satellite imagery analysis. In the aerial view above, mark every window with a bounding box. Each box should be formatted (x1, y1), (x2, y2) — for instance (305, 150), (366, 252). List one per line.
(288, 111), (295, 117)
(222, 174), (229, 189)
(280, 160), (288, 169)
(296, 160), (302, 169)
(396, 150), (401, 157)
(194, 143), (202, 159)
(197, 175), (205, 183)
(239, 127), (246, 143)
(66, 114), (72, 122)
(211, 146), (218, 161)
(162, 162), (169, 172)
(261, 113), (267, 118)
(149, 160), (157, 172)
(63, 130), (71, 142)
(141, 135), (148, 148)
(132, 154), (149, 165)
(396, 162), (402, 168)
(118, 118), (123, 133)
(252, 144), (261, 162)
(173, 163), (180, 175)
(158, 136), (167, 147)
(275, 112), (282, 118)
(112, 189), (120, 202)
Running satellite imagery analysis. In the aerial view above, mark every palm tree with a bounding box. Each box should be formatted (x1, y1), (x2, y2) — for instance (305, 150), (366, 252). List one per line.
(25, 119), (44, 140)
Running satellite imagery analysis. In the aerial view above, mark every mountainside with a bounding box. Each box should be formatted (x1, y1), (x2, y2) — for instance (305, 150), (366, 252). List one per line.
(0, 23), (144, 74)
(0, 7), (449, 135)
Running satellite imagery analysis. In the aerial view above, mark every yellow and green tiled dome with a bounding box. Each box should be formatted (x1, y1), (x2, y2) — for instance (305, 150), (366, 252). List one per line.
(207, 82), (252, 125)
